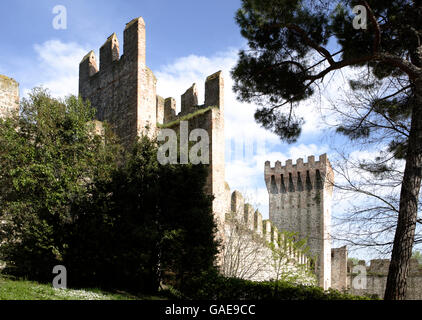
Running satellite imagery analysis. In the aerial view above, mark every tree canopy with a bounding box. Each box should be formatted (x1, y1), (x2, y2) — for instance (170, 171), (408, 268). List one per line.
(232, 0), (422, 299)
(232, 0), (420, 143)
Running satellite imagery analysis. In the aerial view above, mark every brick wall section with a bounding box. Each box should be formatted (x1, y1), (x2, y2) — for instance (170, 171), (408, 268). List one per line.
(163, 98), (176, 123)
(264, 154), (334, 289)
(156, 95), (165, 124)
(0, 75), (19, 118)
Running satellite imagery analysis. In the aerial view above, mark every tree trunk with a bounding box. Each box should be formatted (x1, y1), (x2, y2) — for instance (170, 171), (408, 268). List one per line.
(384, 78), (422, 300)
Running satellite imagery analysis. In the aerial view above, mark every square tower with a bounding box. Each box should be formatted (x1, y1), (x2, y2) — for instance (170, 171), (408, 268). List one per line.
(79, 17), (156, 146)
(78, 17), (226, 245)
(264, 154), (334, 289)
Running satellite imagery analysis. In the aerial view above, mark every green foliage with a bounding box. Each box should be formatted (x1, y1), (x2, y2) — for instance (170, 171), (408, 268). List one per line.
(157, 106), (214, 128)
(348, 257), (359, 266)
(0, 88), (219, 295)
(181, 270), (373, 300)
(269, 231), (317, 285)
(66, 136), (219, 293)
(232, 0), (419, 145)
(0, 88), (121, 282)
(0, 275), (169, 300)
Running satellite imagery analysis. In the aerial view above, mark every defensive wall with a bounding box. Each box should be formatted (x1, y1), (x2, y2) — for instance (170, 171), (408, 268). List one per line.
(348, 258), (422, 299)
(221, 184), (316, 284)
(265, 155), (334, 289)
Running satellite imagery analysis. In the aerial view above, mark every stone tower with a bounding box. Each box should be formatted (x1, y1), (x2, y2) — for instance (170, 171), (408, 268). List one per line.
(264, 154), (334, 289)
(159, 72), (226, 223)
(78, 17), (226, 224)
(79, 17), (157, 146)
(0, 74), (19, 118)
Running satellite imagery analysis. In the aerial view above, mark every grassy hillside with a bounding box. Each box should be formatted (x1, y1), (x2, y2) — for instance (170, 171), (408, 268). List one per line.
(0, 276), (167, 300)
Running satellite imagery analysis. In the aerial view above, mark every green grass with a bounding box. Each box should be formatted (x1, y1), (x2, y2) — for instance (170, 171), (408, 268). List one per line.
(0, 276), (168, 300)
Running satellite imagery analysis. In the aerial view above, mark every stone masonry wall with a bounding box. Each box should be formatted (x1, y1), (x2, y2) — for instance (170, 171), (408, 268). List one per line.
(79, 18), (226, 225)
(79, 18), (156, 146)
(348, 258), (422, 299)
(0, 75), (19, 118)
(264, 155), (334, 289)
(158, 71), (225, 224)
(331, 246), (348, 291)
(222, 185), (315, 284)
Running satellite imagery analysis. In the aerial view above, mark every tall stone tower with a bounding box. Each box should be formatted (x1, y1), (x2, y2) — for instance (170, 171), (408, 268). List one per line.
(264, 154), (334, 289)
(79, 17), (157, 146)
(0, 75), (19, 118)
(78, 17), (226, 225)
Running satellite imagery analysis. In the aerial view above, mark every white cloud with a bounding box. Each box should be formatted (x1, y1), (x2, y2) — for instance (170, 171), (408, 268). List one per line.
(25, 40), (90, 98)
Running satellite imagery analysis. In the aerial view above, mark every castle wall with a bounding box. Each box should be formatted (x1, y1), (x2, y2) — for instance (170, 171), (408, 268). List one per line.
(163, 98), (176, 123)
(156, 95), (165, 124)
(79, 18), (228, 237)
(76, 17), (340, 290)
(181, 83), (198, 116)
(347, 258), (422, 299)
(331, 246), (348, 291)
(159, 71), (225, 224)
(264, 155), (334, 289)
(0, 75), (19, 118)
(222, 188), (315, 284)
(79, 18), (157, 146)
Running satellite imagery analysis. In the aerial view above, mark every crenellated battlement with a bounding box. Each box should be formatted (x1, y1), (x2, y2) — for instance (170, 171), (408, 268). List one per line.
(79, 17), (225, 147)
(100, 33), (120, 70)
(79, 17), (154, 146)
(180, 83), (198, 116)
(79, 17), (146, 81)
(227, 187), (310, 268)
(264, 154), (333, 194)
(157, 70), (224, 126)
(265, 154), (329, 172)
(348, 258), (422, 275)
(78, 17), (226, 228)
(347, 258), (422, 299)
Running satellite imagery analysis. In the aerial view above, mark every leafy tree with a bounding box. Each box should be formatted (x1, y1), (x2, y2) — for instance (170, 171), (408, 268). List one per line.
(348, 257), (360, 266)
(232, 0), (422, 299)
(0, 88), (120, 282)
(221, 211), (271, 279)
(65, 136), (219, 293)
(0, 89), (219, 294)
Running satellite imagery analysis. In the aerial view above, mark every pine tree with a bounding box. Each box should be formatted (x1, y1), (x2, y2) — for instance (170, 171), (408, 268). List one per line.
(232, 0), (422, 299)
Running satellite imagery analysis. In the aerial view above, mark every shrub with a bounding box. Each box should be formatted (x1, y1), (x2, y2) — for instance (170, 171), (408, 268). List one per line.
(181, 270), (373, 300)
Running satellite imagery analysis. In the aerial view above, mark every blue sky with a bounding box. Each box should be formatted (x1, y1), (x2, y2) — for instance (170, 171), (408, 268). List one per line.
(1, 1), (410, 260)
(1, 1), (243, 74)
